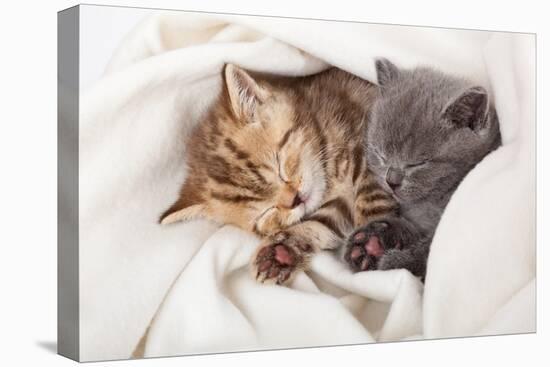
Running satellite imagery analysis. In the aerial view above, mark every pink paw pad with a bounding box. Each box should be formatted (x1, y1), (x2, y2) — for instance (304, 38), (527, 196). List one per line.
(350, 247), (362, 260)
(354, 232), (367, 241)
(274, 245), (294, 265)
(365, 236), (384, 257)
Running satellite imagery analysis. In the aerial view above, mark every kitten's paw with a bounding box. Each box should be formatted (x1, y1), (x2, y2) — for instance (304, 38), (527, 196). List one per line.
(344, 221), (400, 272)
(252, 232), (313, 285)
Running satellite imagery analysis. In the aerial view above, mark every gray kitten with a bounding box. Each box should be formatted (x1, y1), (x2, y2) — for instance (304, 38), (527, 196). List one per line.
(344, 58), (502, 280)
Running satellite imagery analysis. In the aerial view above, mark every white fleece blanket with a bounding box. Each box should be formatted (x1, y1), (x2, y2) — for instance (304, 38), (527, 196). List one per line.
(78, 12), (536, 361)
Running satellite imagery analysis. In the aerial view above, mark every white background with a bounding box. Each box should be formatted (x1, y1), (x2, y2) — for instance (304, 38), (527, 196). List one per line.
(0, 0), (546, 366)
(79, 5), (148, 89)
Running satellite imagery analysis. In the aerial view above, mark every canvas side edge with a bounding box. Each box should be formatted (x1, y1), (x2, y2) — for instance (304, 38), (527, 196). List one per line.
(57, 5), (80, 362)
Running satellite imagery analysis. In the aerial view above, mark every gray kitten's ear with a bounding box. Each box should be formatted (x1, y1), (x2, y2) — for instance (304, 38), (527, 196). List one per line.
(443, 86), (489, 131)
(224, 64), (268, 121)
(375, 58), (399, 86)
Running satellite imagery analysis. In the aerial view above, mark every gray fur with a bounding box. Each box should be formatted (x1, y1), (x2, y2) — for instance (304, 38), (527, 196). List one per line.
(348, 58), (502, 279)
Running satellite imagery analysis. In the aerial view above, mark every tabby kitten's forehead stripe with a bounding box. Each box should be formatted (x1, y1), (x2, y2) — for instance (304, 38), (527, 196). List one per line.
(211, 191), (263, 203)
(205, 155), (257, 191)
(245, 161), (269, 186)
(224, 138), (250, 160)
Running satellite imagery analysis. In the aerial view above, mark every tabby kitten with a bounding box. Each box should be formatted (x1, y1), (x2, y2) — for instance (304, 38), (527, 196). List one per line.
(344, 59), (501, 279)
(160, 64), (397, 285)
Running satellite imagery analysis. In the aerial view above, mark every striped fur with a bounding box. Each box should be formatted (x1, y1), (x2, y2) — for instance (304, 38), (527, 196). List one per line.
(160, 64), (398, 284)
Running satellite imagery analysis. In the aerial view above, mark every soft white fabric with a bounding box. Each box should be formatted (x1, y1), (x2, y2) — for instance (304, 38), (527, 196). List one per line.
(79, 12), (535, 361)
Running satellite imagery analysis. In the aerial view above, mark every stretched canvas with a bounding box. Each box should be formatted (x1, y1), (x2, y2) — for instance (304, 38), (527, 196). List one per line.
(58, 4), (536, 362)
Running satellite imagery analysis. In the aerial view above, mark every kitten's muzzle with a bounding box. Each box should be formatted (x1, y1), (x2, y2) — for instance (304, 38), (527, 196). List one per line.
(386, 167), (404, 191)
(277, 185), (304, 209)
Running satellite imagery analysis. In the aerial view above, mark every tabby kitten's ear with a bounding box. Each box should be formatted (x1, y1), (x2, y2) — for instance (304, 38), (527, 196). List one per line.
(375, 58), (399, 87)
(159, 184), (206, 225)
(224, 64), (268, 121)
(442, 86), (489, 131)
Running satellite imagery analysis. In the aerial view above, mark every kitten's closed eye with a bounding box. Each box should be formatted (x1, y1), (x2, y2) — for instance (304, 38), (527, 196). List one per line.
(405, 161), (428, 169)
(276, 152), (289, 183)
